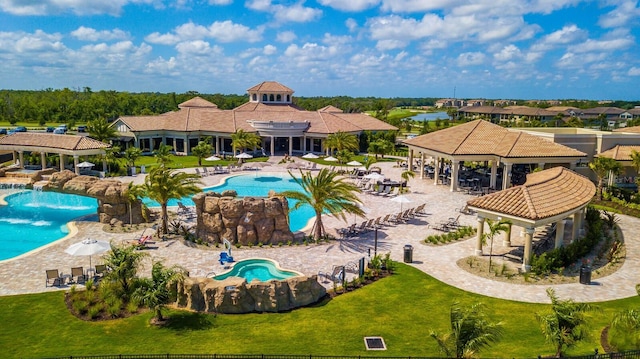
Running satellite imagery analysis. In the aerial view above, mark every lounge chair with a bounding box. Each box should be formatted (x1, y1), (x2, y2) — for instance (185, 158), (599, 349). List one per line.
(389, 212), (404, 224)
(338, 223), (356, 238)
(355, 221), (368, 234)
(177, 201), (194, 216)
(94, 264), (108, 280)
(46, 269), (63, 287)
(131, 235), (152, 249)
(414, 203), (427, 215)
(195, 168), (204, 177)
(219, 251), (234, 265)
(381, 213), (391, 225)
(71, 266), (86, 284)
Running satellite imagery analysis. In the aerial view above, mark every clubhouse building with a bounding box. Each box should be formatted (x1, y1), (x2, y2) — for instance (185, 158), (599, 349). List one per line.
(111, 81), (397, 157)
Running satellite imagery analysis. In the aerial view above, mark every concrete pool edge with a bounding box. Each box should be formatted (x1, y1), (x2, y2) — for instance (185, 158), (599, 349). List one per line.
(212, 257), (305, 280)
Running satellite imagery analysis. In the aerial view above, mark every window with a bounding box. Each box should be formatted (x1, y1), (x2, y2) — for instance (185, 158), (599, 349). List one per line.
(269, 94), (275, 101)
(276, 94), (282, 101)
(262, 94), (267, 101)
(286, 95), (290, 102)
(252, 94), (257, 101)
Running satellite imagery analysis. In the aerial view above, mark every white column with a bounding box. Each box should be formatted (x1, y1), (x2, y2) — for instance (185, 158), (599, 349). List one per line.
(490, 160), (497, 189)
(475, 217), (485, 256)
(303, 135), (307, 153)
(502, 163), (513, 190)
(433, 157), (440, 185)
(18, 151), (24, 169)
(408, 149), (414, 172)
(450, 160), (459, 192)
(59, 154), (65, 171)
(73, 155), (80, 175)
(270, 136), (275, 156)
(502, 223), (512, 247)
(420, 153), (425, 179)
(522, 227), (534, 272)
(288, 136), (293, 156)
(215, 135), (220, 155)
(40, 152), (47, 170)
(102, 157), (107, 173)
(555, 219), (565, 249)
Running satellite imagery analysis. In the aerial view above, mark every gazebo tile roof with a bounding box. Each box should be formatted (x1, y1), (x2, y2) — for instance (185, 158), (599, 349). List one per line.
(247, 81), (294, 93)
(598, 145), (640, 161)
(0, 133), (109, 151)
(467, 167), (595, 221)
(178, 96), (218, 109)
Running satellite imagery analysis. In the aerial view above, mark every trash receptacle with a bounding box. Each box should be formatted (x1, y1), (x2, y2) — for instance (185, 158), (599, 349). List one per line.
(579, 266), (591, 284)
(403, 244), (413, 263)
(140, 165), (145, 174)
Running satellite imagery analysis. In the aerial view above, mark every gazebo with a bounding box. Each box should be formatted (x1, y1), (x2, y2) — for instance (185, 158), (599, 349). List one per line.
(0, 133), (109, 175)
(466, 167), (596, 272)
(404, 120), (587, 191)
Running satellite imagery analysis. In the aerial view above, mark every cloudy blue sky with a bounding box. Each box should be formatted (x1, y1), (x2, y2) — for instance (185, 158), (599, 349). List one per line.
(0, 0), (639, 100)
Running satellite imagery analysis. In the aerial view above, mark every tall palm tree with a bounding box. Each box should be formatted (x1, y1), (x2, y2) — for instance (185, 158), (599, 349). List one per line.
(142, 166), (202, 234)
(133, 261), (185, 323)
(87, 118), (117, 143)
(279, 168), (364, 240)
(589, 157), (622, 200)
(102, 243), (147, 301)
(536, 288), (596, 357)
(482, 219), (510, 270)
(230, 129), (261, 156)
(430, 302), (504, 358)
(400, 170), (415, 193)
(153, 144), (173, 167)
(324, 131), (359, 156)
(367, 139), (394, 159)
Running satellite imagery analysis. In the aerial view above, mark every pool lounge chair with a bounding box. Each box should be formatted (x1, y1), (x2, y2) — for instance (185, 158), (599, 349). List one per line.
(71, 266), (86, 284)
(94, 264), (108, 280)
(46, 269), (63, 287)
(219, 251), (234, 265)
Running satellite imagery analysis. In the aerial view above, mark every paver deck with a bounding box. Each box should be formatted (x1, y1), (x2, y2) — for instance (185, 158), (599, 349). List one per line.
(1, 158), (639, 303)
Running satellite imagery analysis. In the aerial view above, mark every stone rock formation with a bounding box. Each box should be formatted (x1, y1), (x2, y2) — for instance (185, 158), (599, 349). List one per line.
(45, 170), (148, 225)
(175, 275), (326, 314)
(194, 192), (294, 245)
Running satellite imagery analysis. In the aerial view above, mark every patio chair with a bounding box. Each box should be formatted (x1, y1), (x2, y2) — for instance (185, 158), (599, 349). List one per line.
(337, 223), (356, 238)
(195, 168), (204, 177)
(384, 186), (399, 197)
(389, 212), (405, 224)
(414, 203), (427, 215)
(94, 264), (108, 280)
(381, 213), (391, 225)
(71, 266), (86, 284)
(177, 201), (194, 216)
(355, 221), (368, 234)
(45, 269), (63, 287)
(201, 167), (210, 177)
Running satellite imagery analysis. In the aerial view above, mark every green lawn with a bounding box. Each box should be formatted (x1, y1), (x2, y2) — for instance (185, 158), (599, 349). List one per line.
(0, 264), (636, 358)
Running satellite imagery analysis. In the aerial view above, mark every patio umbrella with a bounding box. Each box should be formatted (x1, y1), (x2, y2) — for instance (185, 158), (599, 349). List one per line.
(391, 195), (413, 212)
(76, 161), (95, 168)
(347, 160), (363, 166)
(235, 153), (253, 159)
(324, 156), (338, 162)
(205, 155), (221, 161)
(65, 238), (111, 269)
(364, 172), (385, 181)
(302, 153), (319, 159)
(286, 162), (303, 169)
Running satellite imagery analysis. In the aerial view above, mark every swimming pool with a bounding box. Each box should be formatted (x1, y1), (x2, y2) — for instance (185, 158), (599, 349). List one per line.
(0, 190), (98, 261)
(144, 174), (315, 232)
(213, 258), (301, 282)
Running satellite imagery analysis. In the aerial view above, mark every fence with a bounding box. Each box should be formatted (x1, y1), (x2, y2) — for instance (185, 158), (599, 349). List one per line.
(34, 350), (640, 359)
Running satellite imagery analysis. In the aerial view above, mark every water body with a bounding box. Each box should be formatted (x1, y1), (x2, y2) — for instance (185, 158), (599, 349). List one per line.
(409, 111), (450, 121)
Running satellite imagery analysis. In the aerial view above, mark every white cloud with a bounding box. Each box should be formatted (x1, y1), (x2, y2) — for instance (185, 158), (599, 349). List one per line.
(0, 0), (156, 16)
(276, 31), (297, 43)
(284, 42), (339, 66)
(457, 52), (486, 66)
(569, 36), (635, 53)
(345, 18), (358, 32)
(10, 30), (65, 53)
(145, 20), (263, 45)
(530, 24), (587, 52)
(628, 67), (640, 76)
(493, 44), (521, 62)
(208, 0), (232, 4)
(317, 0), (379, 12)
(145, 56), (179, 75)
(246, 0), (321, 23)
(71, 26), (130, 41)
(246, 0), (271, 11)
(598, 0), (640, 28)
(175, 40), (214, 55)
(380, 0), (457, 12)
(263, 44), (277, 55)
(145, 32), (181, 45)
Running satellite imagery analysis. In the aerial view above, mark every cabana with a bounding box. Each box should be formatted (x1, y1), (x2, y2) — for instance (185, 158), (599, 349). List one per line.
(403, 120), (587, 191)
(466, 167), (596, 272)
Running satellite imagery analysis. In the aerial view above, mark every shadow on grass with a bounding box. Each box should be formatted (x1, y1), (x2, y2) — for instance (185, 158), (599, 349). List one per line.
(165, 311), (216, 331)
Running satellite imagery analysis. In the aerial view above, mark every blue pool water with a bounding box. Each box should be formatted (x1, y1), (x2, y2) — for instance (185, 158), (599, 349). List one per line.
(144, 174), (314, 232)
(0, 190), (98, 261)
(214, 258), (300, 282)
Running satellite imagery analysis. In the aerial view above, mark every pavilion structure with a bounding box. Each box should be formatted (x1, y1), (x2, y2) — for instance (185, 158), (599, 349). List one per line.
(466, 167), (596, 272)
(403, 120), (587, 191)
(0, 133), (109, 175)
(596, 145), (640, 187)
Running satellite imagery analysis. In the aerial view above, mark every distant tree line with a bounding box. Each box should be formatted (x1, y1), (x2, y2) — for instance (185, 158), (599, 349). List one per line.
(0, 87), (439, 127)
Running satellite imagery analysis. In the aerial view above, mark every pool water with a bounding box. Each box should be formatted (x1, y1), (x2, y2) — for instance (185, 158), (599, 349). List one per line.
(213, 258), (300, 282)
(0, 190), (98, 261)
(144, 174), (315, 232)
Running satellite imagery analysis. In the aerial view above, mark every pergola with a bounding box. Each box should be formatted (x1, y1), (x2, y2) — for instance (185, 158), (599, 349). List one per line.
(466, 167), (596, 272)
(403, 120), (587, 191)
(597, 145), (640, 187)
(0, 133), (109, 175)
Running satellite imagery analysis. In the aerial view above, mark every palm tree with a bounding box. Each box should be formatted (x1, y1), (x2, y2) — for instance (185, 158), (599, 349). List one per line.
(102, 243), (147, 301)
(368, 139), (394, 159)
(87, 118), (117, 143)
(153, 144), (173, 167)
(589, 157), (622, 200)
(123, 146), (142, 169)
(430, 302), (504, 358)
(324, 131), (359, 156)
(400, 170), (415, 193)
(536, 288), (596, 357)
(230, 129), (261, 156)
(142, 166), (202, 234)
(279, 168), (364, 240)
(191, 139), (213, 166)
(482, 219), (510, 270)
(133, 261), (185, 323)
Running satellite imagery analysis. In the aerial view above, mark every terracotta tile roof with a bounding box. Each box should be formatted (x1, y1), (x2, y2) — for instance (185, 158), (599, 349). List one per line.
(0, 133), (109, 151)
(318, 105), (343, 113)
(613, 125), (640, 133)
(467, 167), (595, 221)
(247, 81), (294, 93)
(597, 145), (640, 161)
(403, 120), (585, 158)
(178, 96), (218, 109)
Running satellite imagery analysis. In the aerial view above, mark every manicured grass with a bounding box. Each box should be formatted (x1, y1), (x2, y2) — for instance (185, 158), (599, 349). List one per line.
(0, 264), (637, 358)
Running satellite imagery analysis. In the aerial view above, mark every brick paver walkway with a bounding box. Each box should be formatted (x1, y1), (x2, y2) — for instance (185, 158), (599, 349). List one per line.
(1, 159), (639, 303)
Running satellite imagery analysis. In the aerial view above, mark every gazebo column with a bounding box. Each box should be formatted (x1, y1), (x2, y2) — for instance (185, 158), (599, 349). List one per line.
(522, 227), (535, 272)
(270, 136), (275, 156)
(73, 155), (80, 175)
(303, 135), (307, 153)
(450, 159), (459, 192)
(420, 153), (425, 179)
(571, 211), (581, 242)
(40, 152), (47, 170)
(184, 136), (189, 154)
(18, 151), (24, 169)
(102, 157), (107, 173)
(555, 219), (566, 248)
(475, 216), (485, 256)
(433, 157), (440, 185)
(502, 223), (512, 247)
(502, 163), (513, 190)
(11, 151), (17, 165)
(288, 136), (293, 156)
(59, 154), (65, 171)
(490, 160), (497, 189)
(215, 135), (220, 155)
(408, 150), (414, 172)
(538, 162), (545, 171)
